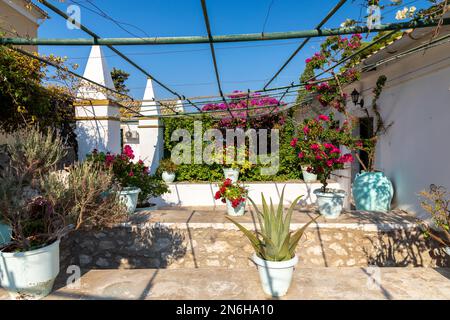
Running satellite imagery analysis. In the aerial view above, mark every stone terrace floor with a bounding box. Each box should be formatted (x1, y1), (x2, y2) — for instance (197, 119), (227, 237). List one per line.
(2, 267), (449, 300)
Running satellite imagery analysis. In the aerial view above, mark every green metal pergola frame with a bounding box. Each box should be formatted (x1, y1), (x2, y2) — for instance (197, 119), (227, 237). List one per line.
(2, 0), (449, 119)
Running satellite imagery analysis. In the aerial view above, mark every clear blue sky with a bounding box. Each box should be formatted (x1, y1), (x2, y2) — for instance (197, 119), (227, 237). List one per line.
(36, 0), (429, 101)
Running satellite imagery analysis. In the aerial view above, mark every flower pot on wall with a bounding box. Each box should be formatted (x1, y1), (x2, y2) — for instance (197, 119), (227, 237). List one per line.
(0, 240), (60, 300)
(252, 253), (298, 297)
(0, 223), (11, 245)
(223, 168), (239, 183)
(301, 164), (317, 183)
(118, 187), (141, 214)
(352, 171), (394, 212)
(314, 189), (346, 219)
(226, 199), (246, 216)
(162, 171), (176, 183)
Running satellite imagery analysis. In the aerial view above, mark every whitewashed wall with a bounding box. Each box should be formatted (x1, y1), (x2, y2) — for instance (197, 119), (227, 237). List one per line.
(347, 41), (450, 217)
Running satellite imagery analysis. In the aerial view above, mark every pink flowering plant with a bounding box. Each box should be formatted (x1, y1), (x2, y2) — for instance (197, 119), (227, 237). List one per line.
(201, 91), (286, 129)
(87, 145), (168, 204)
(303, 35), (362, 115)
(291, 113), (354, 192)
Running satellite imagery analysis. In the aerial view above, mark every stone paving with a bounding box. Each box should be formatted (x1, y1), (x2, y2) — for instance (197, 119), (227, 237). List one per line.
(2, 267), (448, 300)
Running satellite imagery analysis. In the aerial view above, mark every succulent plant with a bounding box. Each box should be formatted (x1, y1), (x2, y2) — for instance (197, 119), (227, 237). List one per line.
(227, 187), (319, 261)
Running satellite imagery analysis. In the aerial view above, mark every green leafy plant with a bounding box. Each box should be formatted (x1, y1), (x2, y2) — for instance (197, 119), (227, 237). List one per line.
(227, 188), (319, 261)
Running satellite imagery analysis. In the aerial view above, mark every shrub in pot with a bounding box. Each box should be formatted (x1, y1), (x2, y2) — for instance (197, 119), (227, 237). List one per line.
(419, 184), (450, 256)
(291, 114), (354, 218)
(227, 188), (319, 297)
(87, 145), (169, 213)
(211, 145), (253, 183)
(214, 178), (248, 216)
(0, 127), (127, 299)
(158, 158), (177, 183)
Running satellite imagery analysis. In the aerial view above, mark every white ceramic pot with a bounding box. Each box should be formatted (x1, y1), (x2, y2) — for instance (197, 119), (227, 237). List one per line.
(162, 171), (176, 183)
(313, 188), (346, 219)
(226, 199), (246, 216)
(118, 187), (141, 214)
(0, 240), (60, 300)
(301, 165), (317, 183)
(252, 253), (298, 297)
(223, 168), (240, 183)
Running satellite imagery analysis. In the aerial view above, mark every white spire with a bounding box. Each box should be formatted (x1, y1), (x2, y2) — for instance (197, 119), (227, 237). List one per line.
(140, 78), (159, 116)
(175, 99), (184, 113)
(77, 45), (115, 100)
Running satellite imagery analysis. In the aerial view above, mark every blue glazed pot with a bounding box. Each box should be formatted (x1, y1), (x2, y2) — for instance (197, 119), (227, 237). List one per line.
(0, 223), (11, 245)
(314, 189), (346, 219)
(352, 171), (394, 212)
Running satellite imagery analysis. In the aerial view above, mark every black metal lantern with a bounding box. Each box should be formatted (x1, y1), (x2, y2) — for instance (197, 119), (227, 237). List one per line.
(351, 88), (364, 108)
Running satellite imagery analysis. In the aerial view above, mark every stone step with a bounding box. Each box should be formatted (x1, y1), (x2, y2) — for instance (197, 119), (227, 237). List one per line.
(60, 207), (450, 270)
(3, 267), (449, 300)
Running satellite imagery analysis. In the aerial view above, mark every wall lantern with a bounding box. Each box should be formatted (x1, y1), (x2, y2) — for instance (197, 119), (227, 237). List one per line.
(351, 89), (364, 108)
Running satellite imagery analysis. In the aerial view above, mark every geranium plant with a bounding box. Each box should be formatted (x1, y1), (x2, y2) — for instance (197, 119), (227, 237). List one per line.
(291, 113), (354, 192)
(214, 178), (248, 208)
(87, 145), (169, 205)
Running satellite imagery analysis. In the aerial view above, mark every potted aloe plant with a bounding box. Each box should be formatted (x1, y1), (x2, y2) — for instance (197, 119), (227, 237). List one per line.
(0, 127), (127, 299)
(227, 188), (319, 297)
(159, 158), (177, 183)
(214, 178), (248, 216)
(292, 114), (354, 218)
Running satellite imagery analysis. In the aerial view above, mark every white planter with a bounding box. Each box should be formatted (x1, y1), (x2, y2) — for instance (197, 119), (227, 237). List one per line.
(223, 168), (240, 183)
(162, 171), (176, 183)
(226, 199), (246, 216)
(118, 187), (141, 214)
(0, 240), (60, 300)
(252, 253), (298, 297)
(314, 188), (346, 219)
(301, 165), (317, 183)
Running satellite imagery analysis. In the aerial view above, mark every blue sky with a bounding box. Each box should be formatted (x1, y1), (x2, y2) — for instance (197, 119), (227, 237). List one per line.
(36, 0), (429, 101)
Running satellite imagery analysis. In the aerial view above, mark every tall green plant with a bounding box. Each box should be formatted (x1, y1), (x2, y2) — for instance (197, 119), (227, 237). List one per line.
(227, 187), (319, 261)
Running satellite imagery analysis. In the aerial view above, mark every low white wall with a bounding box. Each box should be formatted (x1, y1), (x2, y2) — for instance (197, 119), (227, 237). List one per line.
(151, 181), (340, 207)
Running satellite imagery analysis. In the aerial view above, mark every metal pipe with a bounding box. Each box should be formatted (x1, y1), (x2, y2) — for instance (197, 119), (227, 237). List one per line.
(3, 18), (449, 46)
(263, 0), (348, 89)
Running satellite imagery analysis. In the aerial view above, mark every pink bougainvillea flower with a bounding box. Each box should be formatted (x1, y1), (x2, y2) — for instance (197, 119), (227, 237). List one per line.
(318, 114), (330, 121)
(290, 138), (298, 147)
(310, 143), (320, 150)
(326, 160), (334, 167)
(324, 143), (335, 149)
(298, 152), (304, 159)
(303, 126), (310, 134)
(128, 171), (134, 177)
(123, 145), (135, 159)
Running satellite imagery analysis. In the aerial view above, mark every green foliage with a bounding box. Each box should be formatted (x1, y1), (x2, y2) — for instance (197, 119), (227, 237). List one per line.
(0, 46), (77, 150)
(227, 187), (319, 261)
(158, 158), (178, 173)
(162, 115), (303, 182)
(110, 67), (130, 95)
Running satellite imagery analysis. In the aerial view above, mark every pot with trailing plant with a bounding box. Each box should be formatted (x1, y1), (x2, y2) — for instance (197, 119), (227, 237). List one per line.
(212, 145), (253, 183)
(227, 188), (319, 297)
(88, 146), (169, 213)
(350, 76), (394, 212)
(419, 184), (450, 256)
(214, 178), (248, 216)
(0, 127), (127, 299)
(292, 114), (354, 218)
(159, 158), (177, 183)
